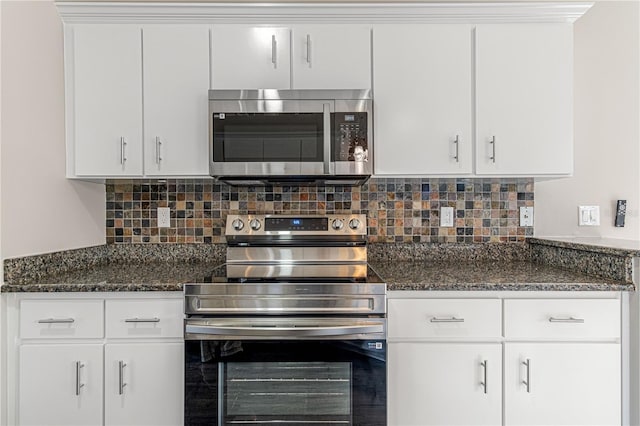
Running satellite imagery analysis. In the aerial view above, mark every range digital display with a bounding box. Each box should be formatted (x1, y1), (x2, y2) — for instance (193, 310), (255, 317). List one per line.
(265, 217), (328, 231)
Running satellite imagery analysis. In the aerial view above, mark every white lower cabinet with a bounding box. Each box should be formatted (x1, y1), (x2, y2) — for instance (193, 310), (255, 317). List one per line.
(105, 343), (184, 426)
(387, 294), (622, 426)
(504, 343), (621, 426)
(19, 344), (103, 426)
(12, 294), (184, 426)
(388, 343), (501, 426)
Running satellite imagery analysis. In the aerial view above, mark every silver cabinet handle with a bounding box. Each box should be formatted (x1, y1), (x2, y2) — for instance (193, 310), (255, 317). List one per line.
(453, 135), (460, 163)
(306, 34), (311, 66)
(323, 102), (331, 174)
(120, 137), (127, 165)
(480, 360), (488, 394)
(38, 318), (75, 324)
(549, 316), (585, 323)
(185, 323), (383, 338)
(155, 136), (162, 164)
(125, 317), (160, 323)
(522, 358), (531, 393)
(118, 361), (127, 395)
(430, 317), (464, 323)
(489, 136), (496, 163)
(75, 361), (85, 396)
(271, 34), (277, 68)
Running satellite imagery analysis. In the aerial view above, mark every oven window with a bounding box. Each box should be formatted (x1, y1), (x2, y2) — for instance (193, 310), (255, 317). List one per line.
(213, 113), (324, 162)
(225, 362), (351, 421)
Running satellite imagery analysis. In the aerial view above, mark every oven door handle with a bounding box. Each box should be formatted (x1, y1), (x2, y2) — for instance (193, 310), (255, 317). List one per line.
(185, 323), (384, 338)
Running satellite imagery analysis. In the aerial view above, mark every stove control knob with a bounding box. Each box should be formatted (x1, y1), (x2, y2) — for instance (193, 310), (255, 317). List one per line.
(332, 219), (344, 230)
(250, 219), (262, 231)
(348, 218), (361, 230)
(231, 218), (244, 231)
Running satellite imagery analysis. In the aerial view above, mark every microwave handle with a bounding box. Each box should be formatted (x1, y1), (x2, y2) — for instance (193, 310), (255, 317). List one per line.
(323, 102), (332, 175)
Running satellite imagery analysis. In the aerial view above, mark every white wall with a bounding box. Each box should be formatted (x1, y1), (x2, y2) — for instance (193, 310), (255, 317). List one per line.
(0, 0), (105, 260)
(535, 1), (640, 240)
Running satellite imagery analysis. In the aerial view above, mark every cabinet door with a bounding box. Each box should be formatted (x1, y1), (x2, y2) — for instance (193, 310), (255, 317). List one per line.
(143, 26), (210, 176)
(291, 25), (371, 89)
(476, 24), (573, 175)
(70, 24), (143, 176)
(105, 343), (184, 426)
(505, 343), (621, 426)
(373, 25), (473, 175)
(211, 25), (290, 89)
(19, 344), (103, 426)
(388, 343), (501, 426)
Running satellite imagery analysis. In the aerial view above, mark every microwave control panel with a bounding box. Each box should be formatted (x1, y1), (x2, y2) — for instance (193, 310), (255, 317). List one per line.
(334, 112), (368, 162)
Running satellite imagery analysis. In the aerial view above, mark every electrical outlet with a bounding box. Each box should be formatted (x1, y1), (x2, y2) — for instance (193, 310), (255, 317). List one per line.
(519, 207), (534, 227)
(440, 207), (454, 227)
(157, 207), (171, 228)
(578, 206), (600, 226)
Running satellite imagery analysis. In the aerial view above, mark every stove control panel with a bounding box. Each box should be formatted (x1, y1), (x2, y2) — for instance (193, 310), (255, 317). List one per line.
(226, 214), (367, 236)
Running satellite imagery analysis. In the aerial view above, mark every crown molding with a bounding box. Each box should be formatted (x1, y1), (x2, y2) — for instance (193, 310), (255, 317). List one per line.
(55, 2), (593, 24)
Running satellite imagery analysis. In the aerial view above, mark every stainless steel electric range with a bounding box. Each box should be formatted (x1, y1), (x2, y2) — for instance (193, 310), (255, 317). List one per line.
(184, 214), (386, 426)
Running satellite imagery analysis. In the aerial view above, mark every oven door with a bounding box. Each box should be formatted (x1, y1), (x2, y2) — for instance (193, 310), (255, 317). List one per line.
(210, 100), (334, 177)
(184, 318), (386, 426)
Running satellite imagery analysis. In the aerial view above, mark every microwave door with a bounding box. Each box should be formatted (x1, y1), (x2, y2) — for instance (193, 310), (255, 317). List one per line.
(210, 100), (334, 177)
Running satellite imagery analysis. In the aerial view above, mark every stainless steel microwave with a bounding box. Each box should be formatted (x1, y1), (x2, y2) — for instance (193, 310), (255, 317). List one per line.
(209, 89), (372, 186)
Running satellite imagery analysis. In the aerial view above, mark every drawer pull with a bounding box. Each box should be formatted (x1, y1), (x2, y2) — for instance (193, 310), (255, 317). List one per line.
(119, 361), (127, 395)
(548, 317), (585, 323)
(75, 361), (85, 396)
(522, 358), (531, 393)
(480, 360), (488, 394)
(124, 317), (160, 323)
(430, 317), (464, 323)
(38, 318), (75, 324)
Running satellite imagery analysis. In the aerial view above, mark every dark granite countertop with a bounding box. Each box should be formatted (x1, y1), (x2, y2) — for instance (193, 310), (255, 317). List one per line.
(372, 260), (634, 292)
(0, 262), (222, 293)
(1, 259), (633, 293)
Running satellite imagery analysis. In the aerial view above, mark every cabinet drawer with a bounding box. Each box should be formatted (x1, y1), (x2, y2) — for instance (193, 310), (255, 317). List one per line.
(388, 299), (502, 339)
(106, 299), (183, 338)
(20, 299), (104, 339)
(504, 299), (620, 339)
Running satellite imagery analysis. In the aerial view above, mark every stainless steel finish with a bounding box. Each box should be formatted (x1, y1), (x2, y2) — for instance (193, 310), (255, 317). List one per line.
(75, 361), (84, 396)
(124, 317), (160, 323)
(119, 361), (127, 395)
(38, 318), (75, 324)
(225, 214), (367, 238)
(226, 247), (367, 264)
(185, 287), (385, 316)
(271, 34), (277, 68)
(481, 360), (488, 394)
(490, 136), (496, 163)
(453, 135), (460, 163)
(249, 218), (262, 231)
(522, 359), (531, 393)
(120, 137), (126, 165)
(227, 421), (349, 424)
(155, 136), (162, 164)
(429, 317), (465, 323)
(548, 317), (585, 323)
(323, 102), (331, 174)
(225, 264), (368, 279)
(231, 218), (245, 231)
(185, 317), (386, 341)
(306, 34), (311, 66)
(331, 219), (344, 230)
(218, 363), (224, 425)
(348, 218), (361, 230)
(209, 90), (373, 182)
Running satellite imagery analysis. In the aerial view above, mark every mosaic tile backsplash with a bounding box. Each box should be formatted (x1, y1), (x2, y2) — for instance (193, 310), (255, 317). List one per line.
(106, 178), (534, 244)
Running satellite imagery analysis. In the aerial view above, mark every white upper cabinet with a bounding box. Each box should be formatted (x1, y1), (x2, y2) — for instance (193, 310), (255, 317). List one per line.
(211, 25), (371, 90)
(211, 25), (291, 89)
(475, 24), (573, 175)
(373, 25), (473, 176)
(143, 26), (210, 176)
(70, 25), (143, 177)
(291, 25), (371, 89)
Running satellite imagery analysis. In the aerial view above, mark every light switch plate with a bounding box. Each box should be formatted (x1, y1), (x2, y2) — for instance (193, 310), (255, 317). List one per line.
(579, 206), (600, 226)
(440, 207), (454, 227)
(157, 207), (171, 228)
(519, 207), (534, 226)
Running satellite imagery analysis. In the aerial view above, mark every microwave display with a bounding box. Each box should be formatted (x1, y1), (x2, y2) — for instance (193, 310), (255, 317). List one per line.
(334, 112), (368, 162)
